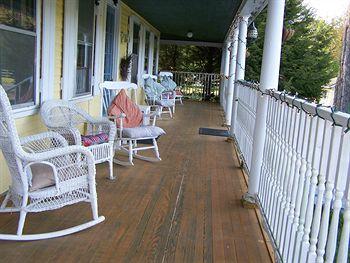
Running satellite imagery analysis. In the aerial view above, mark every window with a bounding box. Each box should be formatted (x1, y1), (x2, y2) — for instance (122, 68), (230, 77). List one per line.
(153, 35), (159, 75)
(0, 0), (38, 108)
(75, 0), (94, 97)
(104, 5), (115, 81)
(130, 22), (140, 84)
(128, 16), (159, 84)
(63, 0), (96, 100)
(144, 30), (150, 73)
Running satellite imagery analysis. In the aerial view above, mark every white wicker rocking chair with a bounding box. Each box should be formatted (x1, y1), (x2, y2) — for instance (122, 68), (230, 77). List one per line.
(0, 85), (104, 241)
(100, 81), (165, 166)
(40, 100), (117, 180)
(141, 74), (175, 118)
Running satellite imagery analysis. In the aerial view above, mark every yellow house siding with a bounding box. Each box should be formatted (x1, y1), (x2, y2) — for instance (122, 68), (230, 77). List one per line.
(54, 0), (64, 99)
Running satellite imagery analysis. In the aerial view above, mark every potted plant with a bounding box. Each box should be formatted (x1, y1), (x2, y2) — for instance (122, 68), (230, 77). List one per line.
(119, 54), (133, 81)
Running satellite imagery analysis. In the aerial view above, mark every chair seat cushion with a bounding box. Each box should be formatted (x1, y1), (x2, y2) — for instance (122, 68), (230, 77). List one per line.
(29, 163), (56, 192)
(108, 89), (143, 128)
(122, 126), (165, 139)
(81, 133), (109, 147)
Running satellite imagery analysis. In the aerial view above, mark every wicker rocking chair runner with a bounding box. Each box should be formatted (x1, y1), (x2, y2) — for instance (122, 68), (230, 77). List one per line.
(0, 85), (104, 241)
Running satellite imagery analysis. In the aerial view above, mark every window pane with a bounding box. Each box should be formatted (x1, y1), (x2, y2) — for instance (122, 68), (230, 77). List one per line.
(0, 0), (36, 31)
(144, 31), (150, 73)
(0, 0), (36, 108)
(131, 22), (140, 84)
(153, 36), (158, 74)
(75, 0), (94, 97)
(104, 5), (115, 81)
(132, 23), (140, 55)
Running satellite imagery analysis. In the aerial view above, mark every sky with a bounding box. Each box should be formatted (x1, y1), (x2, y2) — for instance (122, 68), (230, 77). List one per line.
(303, 0), (349, 22)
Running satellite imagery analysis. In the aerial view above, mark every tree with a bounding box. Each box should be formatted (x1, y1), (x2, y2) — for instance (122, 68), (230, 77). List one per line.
(159, 45), (222, 73)
(245, 0), (341, 101)
(334, 7), (350, 113)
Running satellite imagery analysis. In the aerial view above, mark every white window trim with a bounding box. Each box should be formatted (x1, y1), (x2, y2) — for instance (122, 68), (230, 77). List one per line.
(143, 28), (152, 75)
(62, 0), (79, 101)
(41, 0), (56, 103)
(148, 32), (154, 74)
(94, 0), (107, 96)
(154, 35), (160, 74)
(107, 0), (121, 81)
(10, 0), (42, 118)
(128, 16), (144, 85)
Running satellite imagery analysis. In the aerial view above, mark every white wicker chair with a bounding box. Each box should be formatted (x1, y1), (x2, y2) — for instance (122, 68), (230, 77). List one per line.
(100, 81), (165, 166)
(159, 71), (183, 105)
(141, 74), (175, 118)
(40, 100), (116, 180)
(0, 85), (104, 241)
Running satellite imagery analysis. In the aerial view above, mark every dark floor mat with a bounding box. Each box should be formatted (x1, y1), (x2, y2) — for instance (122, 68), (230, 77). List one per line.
(199, 127), (229, 137)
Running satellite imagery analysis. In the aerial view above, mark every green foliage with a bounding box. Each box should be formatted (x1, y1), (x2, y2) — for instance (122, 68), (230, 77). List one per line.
(245, 0), (342, 101)
(159, 45), (221, 73)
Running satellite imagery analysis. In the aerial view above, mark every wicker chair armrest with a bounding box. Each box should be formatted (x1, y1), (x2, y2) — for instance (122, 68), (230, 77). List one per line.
(21, 145), (92, 162)
(20, 132), (69, 153)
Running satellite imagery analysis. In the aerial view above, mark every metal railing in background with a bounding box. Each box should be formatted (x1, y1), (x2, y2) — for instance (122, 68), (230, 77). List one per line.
(3, 76), (34, 106)
(171, 71), (221, 101)
(233, 80), (350, 263)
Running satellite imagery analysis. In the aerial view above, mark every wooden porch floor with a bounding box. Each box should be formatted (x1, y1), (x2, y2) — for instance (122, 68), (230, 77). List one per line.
(0, 101), (272, 262)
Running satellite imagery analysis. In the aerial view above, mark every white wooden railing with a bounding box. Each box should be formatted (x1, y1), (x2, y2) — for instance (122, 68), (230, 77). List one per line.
(233, 80), (350, 263)
(171, 71), (221, 100)
(234, 81), (258, 171)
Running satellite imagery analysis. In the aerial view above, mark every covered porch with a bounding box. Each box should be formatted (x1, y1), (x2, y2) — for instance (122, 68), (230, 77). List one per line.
(0, 102), (272, 262)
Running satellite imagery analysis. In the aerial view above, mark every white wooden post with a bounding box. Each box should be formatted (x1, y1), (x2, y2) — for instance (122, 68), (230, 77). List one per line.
(225, 29), (239, 125)
(244, 0), (286, 203)
(220, 42), (229, 108)
(223, 42), (230, 111)
(230, 16), (249, 134)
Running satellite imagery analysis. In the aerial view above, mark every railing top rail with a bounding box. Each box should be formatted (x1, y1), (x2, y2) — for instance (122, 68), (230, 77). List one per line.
(237, 80), (350, 128)
(170, 71), (221, 76)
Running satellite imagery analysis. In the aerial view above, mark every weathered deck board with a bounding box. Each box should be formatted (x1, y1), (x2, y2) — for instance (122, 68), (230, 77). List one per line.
(0, 101), (271, 263)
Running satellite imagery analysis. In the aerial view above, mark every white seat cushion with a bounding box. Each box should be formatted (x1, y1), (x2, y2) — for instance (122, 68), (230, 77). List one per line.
(122, 126), (165, 139)
(29, 163), (56, 192)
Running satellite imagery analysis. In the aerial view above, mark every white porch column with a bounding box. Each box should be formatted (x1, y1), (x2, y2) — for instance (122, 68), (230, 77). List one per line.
(230, 16), (249, 135)
(219, 42), (229, 108)
(222, 41), (231, 111)
(225, 29), (239, 124)
(245, 0), (286, 202)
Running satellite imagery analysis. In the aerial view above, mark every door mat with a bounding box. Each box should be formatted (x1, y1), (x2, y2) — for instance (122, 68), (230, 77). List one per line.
(199, 128), (229, 137)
